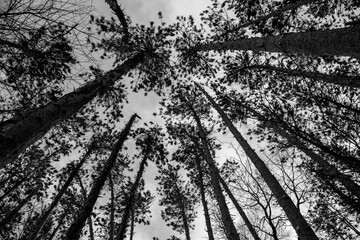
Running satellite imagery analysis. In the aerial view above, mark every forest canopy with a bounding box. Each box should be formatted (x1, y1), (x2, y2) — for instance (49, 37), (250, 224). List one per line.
(0, 0), (360, 239)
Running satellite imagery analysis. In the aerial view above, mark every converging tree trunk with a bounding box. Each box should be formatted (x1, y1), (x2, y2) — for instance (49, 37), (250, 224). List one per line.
(26, 141), (95, 240)
(194, 153), (215, 240)
(184, 98), (240, 240)
(0, 53), (145, 168)
(117, 154), (148, 240)
(64, 114), (139, 240)
(0, 185), (41, 229)
(194, 26), (360, 58)
(218, 176), (261, 240)
(246, 64), (360, 88)
(195, 83), (319, 240)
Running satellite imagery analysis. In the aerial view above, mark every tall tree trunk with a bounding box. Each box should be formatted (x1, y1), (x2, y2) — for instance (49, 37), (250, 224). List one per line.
(76, 174), (95, 240)
(117, 154), (148, 240)
(218, 176), (261, 240)
(224, 0), (320, 36)
(0, 53), (145, 168)
(109, 172), (115, 240)
(184, 98), (240, 240)
(246, 64), (360, 88)
(195, 83), (318, 240)
(65, 114), (139, 240)
(48, 208), (69, 240)
(129, 200), (136, 240)
(232, 98), (360, 202)
(177, 187), (191, 240)
(26, 141), (95, 240)
(0, 184), (41, 228)
(194, 153), (215, 240)
(194, 26), (360, 58)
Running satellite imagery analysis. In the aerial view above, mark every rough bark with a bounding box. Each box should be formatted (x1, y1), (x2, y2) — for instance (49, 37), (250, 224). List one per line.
(0, 53), (145, 168)
(117, 155), (148, 240)
(194, 26), (360, 58)
(64, 114), (139, 240)
(25, 142), (94, 240)
(246, 64), (360, 88)
(218, 176), (261, 240)
(224, 0), (320, 36)
(196, 83), (318, 240)
(185, 99), (240, 240)
(194, 153), (215, 240)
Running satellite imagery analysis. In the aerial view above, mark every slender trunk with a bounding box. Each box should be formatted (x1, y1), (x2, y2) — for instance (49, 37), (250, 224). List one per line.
(109, 173), (115, 240)
(0, 185), (41, 228)
(235, 99), (360, 202)
(117, 155), (148, 240)
(185, 98), (240, 240)
(218, 176), (261, 240)
(129, 200), (135, 240)
(65, 114), (139, 240)
(0, 53), (145, 168)
(76, 174), (95, 240)
(247, 64), (360, 88)
(48, 207), (71, 240)
(194, 154), (215, 240)
(177, 187), (191, 240)
(196, 83), (318, 240)
(26, 142), (94, 240)
(194, 26), (360, 58)
(224, 0), (320, 35)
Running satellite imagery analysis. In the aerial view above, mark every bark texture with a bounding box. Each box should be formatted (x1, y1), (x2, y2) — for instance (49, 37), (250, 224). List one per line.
(196, 83), (319, 240)
(64, 114), (139, 240)
(196, 26), (360, 58)
(0, 53), (145, 168)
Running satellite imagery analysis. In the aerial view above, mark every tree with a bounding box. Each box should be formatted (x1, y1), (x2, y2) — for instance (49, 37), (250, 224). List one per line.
(65, 114), (139, 240)
(196, 83), (318, 240)
(156, 163), (198, 240)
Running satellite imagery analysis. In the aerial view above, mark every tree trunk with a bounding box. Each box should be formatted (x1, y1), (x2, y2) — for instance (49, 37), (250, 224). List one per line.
(25, 142), (94, 240)
(218, 176), (261, 240)
(196, 83), (318, 240)
(224, 0), (320, 35)
(76, 174), (95, 240)
(247, 64), (360, 88)
(48, 208), (70, 240)
(178, 189), (191, 240)
(109, 172), (115, 240)
(64, 114), (139, 240)
(0, 184), (41, 228)
(234, 99), (360, 201)
(194, 153), (215, 240)
(194, 26), (360, 58)
(117, 155), (148, 240)
(0, 53), (145, 168)
(185, 98), (240, 240)
(129, 201), (135, 240)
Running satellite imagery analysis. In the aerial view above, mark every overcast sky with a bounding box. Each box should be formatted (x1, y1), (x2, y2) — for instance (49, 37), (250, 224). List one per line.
(90, 1), (212, 240)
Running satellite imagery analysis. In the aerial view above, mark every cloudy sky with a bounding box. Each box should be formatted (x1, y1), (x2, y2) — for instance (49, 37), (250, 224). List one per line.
(90, 1), (213, 240)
